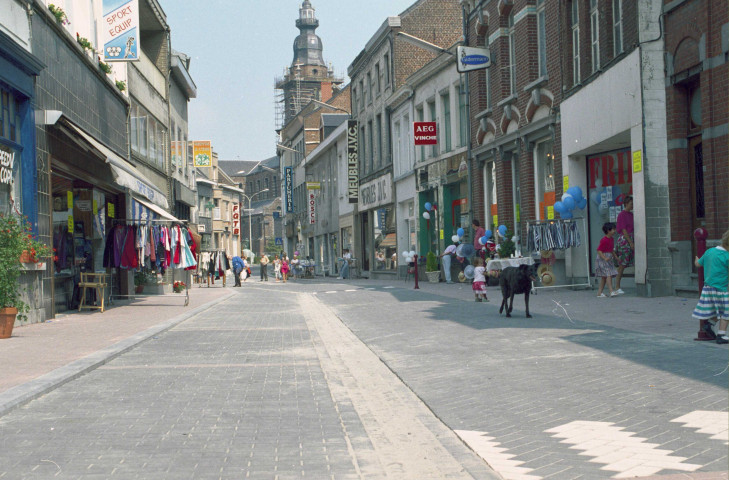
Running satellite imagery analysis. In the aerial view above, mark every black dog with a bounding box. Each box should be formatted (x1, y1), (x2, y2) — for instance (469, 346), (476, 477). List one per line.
(498, 264), (538, 318)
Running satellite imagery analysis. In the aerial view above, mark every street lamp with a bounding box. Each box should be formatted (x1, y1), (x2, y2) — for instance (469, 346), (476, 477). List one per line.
(242, 188), (269, 253)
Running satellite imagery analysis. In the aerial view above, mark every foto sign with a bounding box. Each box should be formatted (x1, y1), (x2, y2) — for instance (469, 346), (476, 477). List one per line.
(456, 46), (491, 73)
(103, 0), (139, 61)
(413, 122), (437, 145)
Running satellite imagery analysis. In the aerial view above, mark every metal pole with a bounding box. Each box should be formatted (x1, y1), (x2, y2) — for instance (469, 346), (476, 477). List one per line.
(248, 196), (253, 253)
(413, 254), (420, 289)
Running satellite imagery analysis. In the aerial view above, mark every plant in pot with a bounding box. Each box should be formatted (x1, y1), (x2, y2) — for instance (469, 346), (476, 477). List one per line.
(425, 251), (440, 283)
(133, 271), (149, 294)
(0, 214), (51, 338)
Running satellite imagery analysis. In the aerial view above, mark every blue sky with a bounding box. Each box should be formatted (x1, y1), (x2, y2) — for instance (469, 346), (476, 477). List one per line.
(164, 0), (417, 162)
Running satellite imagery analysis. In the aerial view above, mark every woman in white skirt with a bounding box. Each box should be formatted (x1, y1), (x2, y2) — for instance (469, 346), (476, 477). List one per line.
(595, 222), (619, 298)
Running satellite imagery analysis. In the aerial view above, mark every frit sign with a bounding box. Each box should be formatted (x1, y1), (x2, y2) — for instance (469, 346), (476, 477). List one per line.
(232, 204), (240, 235)
(413, 122), (437, 145)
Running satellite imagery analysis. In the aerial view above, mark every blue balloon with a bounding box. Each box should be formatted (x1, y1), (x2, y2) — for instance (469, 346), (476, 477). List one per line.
(457, 227), (465, 237)
(480, 236), (488, 245)
(563, 195), (576, 211)
(560, 210), (573, 219)
(424, 202), (432, 212)
(484, 230), (493, 239)
(567, 186), (583, 200)
(554, 201), (566, 213)
(577, 197), (587, 210)
(498, 225), (507, 236)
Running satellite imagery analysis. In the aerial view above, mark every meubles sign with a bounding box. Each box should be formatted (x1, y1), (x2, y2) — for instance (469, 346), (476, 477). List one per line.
(347, 120), (358, 204)
(413, 122), (437, 145)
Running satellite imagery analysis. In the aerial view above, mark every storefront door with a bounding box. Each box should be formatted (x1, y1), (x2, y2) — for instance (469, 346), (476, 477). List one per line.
(688, 137), (704, 264)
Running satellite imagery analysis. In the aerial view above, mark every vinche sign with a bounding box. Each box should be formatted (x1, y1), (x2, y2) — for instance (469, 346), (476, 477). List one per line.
(413, 122), (437, 145)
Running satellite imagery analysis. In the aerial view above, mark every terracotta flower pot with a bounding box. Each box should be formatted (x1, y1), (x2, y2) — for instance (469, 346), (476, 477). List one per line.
(0, 307), (18, 339)
(19, 250), (37, 263)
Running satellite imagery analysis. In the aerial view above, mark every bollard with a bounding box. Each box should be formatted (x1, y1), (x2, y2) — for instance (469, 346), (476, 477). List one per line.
(693, 228), (712, 341)
(413, 254), (419, 289)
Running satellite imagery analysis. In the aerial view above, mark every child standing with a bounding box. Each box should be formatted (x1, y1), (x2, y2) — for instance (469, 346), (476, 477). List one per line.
(273, 255), (282, 282)
(692, 230), (729, 344)
(596, 222), (619, 298)
(471, 257), (489, 302)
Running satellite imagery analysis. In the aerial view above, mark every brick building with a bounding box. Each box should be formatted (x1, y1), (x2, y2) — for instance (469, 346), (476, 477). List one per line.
(663, 0), (728, 293)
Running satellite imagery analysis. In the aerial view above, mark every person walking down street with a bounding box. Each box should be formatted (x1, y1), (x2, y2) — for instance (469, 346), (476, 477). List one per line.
(471, 257), (489, 302)
(692, 230), (729, 344)
(614, 196), (634, 294)
(231, 255), (244, 287)
(472, 219), (485, 250)
(440, 241), (458, 284)
(273, 255), (282, 282)
(259, 252), (269, 281)
(339, 249), (351, 279)
(596, 222), (619, 298)
(281, 254), (290, 283)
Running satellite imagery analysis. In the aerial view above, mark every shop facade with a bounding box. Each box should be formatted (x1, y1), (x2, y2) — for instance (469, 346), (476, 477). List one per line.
(358, 173), (396, 278)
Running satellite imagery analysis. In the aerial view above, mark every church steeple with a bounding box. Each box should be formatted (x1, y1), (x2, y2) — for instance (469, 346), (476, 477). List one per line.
(292, 0), (325, 67)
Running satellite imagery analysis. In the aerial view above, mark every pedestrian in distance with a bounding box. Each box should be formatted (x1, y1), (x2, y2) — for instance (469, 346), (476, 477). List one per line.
(338, 249), (351, 279)
(614, 195), (634, 294)
(440, 240), (458, 284)
(281, 254), (290, 283)
(240, 255), (249, 282)
(595, 222), (619, 298)
(472, 219), (485, 250)
(692, 230), (729, 344)
(471, 257), (489, 302)
(231, 255), (243, 287)
(273, 254), (282, 282)
(259, 252), (269, 281)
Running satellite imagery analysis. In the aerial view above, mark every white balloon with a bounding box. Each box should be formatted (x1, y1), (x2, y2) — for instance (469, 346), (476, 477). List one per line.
(451, 235), (460, 243)
(405, 256), (413, 263)
(511, 236), (519, 243)
(408, 250), (416, 257)
(401, 251), (408, 258)
(479, 237), (485, 245)
(423, 212), (430, 220)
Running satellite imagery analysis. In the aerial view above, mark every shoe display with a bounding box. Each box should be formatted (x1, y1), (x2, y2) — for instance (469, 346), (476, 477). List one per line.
(615, 289), (625, 295)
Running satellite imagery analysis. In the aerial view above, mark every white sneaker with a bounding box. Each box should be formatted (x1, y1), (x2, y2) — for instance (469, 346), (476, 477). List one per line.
(615, 288), (625, 295)
(610, 291), (620, 297)
(597, 293), (607, 298)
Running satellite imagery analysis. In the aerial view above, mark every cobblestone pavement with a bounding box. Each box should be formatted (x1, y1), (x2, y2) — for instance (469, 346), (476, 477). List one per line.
(307, 279), (728, 480)
(0, 280), (498, 479)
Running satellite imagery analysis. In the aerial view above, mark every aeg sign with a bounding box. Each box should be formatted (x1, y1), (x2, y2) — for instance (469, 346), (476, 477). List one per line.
(413, 122), (437, 145)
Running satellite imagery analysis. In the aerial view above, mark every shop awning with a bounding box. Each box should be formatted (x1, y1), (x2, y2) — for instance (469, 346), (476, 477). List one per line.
(133, 196), (180, 222)
(61, 121), (169, 209)
(379, 233), (397, 248)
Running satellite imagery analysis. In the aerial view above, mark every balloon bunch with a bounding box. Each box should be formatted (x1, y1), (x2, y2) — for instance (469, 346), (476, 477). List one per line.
(401, 250), (417, 264)
(477, 229), (493, 245)
(553, 186), (587, 219)
(422, 202), (436, 220)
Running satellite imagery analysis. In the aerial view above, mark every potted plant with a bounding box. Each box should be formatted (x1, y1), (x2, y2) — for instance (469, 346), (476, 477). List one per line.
(48, 4), (70, 25)
(0, 214), (50, 338)
(133, 271), (148, 294)
(172, 281), (186, 293)
(425, 251), (440, 283)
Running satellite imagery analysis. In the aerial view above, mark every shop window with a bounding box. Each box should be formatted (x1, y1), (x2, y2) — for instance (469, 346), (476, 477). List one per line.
(535, 141), (555, 219)
(572, 0), (580, 85)
(373, 206), (396, 271)
(590, 0), (600, 73)
(458, 85), (468, 147)
(613, 0), (623, 56)
(383, 53), (390, 87)
(508, 12), (516, 95)
(367, 72), (373, 103)
(483, 161), (498, 231)
(375, 63), (381, 96)
(0, 86), (24, 214)
(416, 106), (425, 162)
(393, 120), (401, 175)
(427, 100), (436, 158)
(375, 114), (383, 168)
(537, 0), (547, 77)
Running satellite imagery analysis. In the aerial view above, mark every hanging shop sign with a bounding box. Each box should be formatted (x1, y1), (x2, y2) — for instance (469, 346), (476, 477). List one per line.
(456, 46), (491, 73)
(102, 0), (139, 62)
(309, 192), (316, 224)
(413, 122), (437, 145)
(232, 204), (240, 235)
(198, 224), (206, 232)
(306, 182), (321, 190)
(347, 120), (359, 204)
(359, 174), (392, 211)
(192, 141), (212, 167)
(284, 166), (293, 213)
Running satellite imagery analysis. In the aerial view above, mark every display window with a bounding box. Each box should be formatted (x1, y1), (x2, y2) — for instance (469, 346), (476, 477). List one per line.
(587, 148), (632, 272)
(535, 141), (556, 220)
(373, 206), (397, 271)
(0, 85), (24, 215)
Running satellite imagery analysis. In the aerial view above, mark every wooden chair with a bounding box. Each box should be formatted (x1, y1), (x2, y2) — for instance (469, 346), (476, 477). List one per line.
(78, 272), (108, 313)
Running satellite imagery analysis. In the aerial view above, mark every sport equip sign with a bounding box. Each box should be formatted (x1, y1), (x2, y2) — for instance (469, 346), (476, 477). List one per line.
(413, 122), (437, 145)
(103, 0), (139, 61)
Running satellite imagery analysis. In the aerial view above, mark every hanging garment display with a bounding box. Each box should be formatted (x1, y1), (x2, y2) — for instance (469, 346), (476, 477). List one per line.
(526, 220), (582, 253)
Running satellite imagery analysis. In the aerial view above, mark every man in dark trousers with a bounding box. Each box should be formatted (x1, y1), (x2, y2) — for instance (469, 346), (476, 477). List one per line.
(259, 252), (270, 281)
(231, 255), (244, 287)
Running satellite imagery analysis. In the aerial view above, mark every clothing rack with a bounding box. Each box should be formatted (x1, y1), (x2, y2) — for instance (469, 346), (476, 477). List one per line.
(526, 217), (591, 292)
(108, 219), (194, 306)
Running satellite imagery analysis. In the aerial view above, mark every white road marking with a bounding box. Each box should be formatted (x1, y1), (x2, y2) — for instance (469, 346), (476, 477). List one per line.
(454, 430), (541, 480)
(383, 286), (395, 289)
(671, 411), (729, 443)
(545, 421), (701, 478)
(325, 291), (338, 294)
(345, 289), (357, 292)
